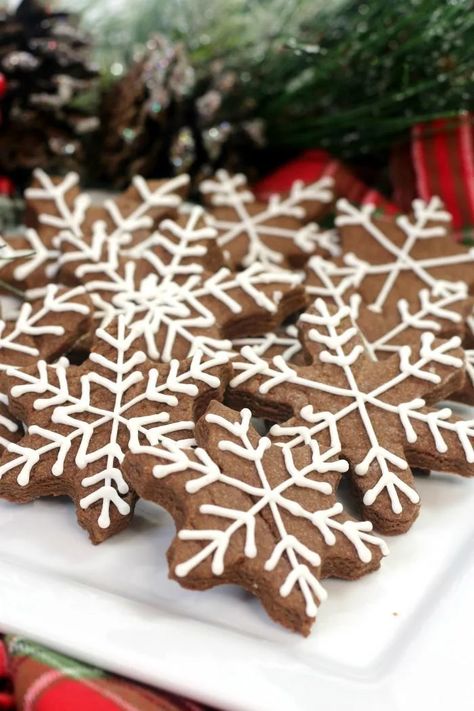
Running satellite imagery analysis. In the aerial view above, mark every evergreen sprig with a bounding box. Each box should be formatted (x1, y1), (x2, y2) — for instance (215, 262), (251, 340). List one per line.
(65, 0), (474, 159)
(258, 0), (474, 155)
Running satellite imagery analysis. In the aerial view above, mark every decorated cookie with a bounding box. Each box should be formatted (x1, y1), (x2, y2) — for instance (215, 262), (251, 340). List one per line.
(232, 325), (302, 363)
(0, 284), (93, 451)
(0, 169), (190, 290)
(325, 197), (474, 344)
(305, 254), (474, 363)
(335, 196), (474, 312)
(228, 300), (474, 534)
(304, 193), (474, 367)
(0, 285), (93, 365)
(124, 400), (388, 635)
(200, 170), (336, 269)
(0, 316), (230, 543)
(454, 311), (474, 404)
(58, 203), (223, 284)
(57, 206), (306, 361)
(0, 235), (35, 285)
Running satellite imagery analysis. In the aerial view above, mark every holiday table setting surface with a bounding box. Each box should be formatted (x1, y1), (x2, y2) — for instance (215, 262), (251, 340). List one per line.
(0, 161), (473, 710)
(1, 1), (474, 708)
(0, 158), (472, 710)
(0, 449), (473, 711)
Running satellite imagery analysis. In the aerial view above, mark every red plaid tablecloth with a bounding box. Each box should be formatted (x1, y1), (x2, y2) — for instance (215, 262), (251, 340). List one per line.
(0, 636), (213, 711)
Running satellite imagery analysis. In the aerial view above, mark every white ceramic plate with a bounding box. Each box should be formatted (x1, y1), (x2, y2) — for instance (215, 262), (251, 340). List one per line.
(0, 410), (473, 711)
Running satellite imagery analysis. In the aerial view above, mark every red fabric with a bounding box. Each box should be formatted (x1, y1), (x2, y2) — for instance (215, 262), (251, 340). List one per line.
(255, 115), (474, 236)
(410, 113), (474, 229)
(255, 150), (335, 193)
(0, 177), (14, 196)
(0, 636), (213, 711)
(31, 679), (124, 711)
(0, 642), (14, 710)
(254, 149), (399, 214)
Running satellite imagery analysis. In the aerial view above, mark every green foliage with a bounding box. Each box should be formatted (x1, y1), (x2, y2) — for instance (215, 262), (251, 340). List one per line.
(259, 0), (474, 156)
(72, 0), (318, 72)
(65, 0), (474, 158)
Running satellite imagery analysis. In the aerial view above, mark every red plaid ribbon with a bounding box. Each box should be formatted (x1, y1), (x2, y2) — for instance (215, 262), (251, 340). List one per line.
(254, 149), (399, 214)
(410, 113), (474, 230)
(256, 114), (474, 238)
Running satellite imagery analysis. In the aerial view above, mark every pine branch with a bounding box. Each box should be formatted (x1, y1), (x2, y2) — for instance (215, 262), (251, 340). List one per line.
(67, 0), (474, 163)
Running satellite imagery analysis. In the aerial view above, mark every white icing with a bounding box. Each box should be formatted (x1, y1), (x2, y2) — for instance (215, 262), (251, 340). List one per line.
(58, 206), (302, 361)
(0, 285), (90, 438)
(306, 256), (469, 360)
(0, 317), (228, 530)
(139, 406), (387, 618)
(232, 325), (302, 362)
(16, 169), (189, 283)
(200, 170), (335, 268)
(335, 197), (474, 313)
(0, 228), (58, 284)
(0, 285), (89, 362)
(231, 299), (472, 514)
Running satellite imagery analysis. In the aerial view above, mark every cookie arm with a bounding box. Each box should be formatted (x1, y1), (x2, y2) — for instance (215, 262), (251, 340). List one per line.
(124, 401), (387, 635)
(403, 406), (474, 477)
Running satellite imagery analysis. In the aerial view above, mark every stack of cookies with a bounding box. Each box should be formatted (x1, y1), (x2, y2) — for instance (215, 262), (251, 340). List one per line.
(0, 167), (473, 636)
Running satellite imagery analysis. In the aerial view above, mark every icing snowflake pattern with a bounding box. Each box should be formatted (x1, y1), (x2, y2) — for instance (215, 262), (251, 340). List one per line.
(305, 255), (473, 361)
(238, 254), (473, 367)
(0, 316), (229, 541)
(0, 284), (91, 443)
(0, 284), (90, 365)
(3, 169), (189, 288)
(200, 170), (336, 268)
(335, 197), (474, 313)
(230, 300), (474, 532)
(125, 401), (388, 634)
(58, 206), (303, 361)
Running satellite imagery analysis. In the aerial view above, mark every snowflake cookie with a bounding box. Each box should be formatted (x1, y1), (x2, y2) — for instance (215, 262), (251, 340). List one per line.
(0, 316), (230, 543)
(228, 299), (474, 534)
(57, 206), (306, 361)
(305, 254), (474, 364)
(455, 311), (474, 404)
(232, 244), (474, 375)
(0, 169), (189, 290)
(232, 324), (302, 363)
(326, 197), (474, 342)
(335, 196), (474, 311)
(0, 284), (92, 452)
(124, 400), (388, 635)
(231, 241), (474, 375)
(200, 170), (336, 269)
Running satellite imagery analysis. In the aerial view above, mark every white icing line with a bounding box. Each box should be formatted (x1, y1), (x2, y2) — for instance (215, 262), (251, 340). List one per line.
(231, 300), (471, 514)
(140, 406), (387, 619)
(0, 318), (228, 530)
(201, 170), (335, 268)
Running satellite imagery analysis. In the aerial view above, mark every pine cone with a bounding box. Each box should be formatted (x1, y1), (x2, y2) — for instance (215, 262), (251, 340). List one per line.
(101, 34), (195, 188)
(191, 59), (266, 183)
(101, 35), (266, 188)
(0, 0), (98, 183)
